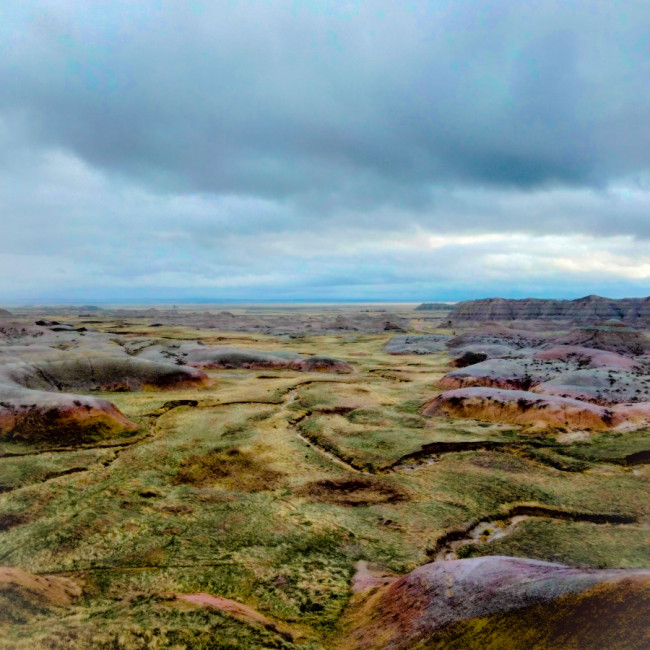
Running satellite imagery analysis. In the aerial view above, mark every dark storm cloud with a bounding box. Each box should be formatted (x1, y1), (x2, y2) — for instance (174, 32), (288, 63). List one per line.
(2, 0), (649, 199)
(1, 0), (650, 301)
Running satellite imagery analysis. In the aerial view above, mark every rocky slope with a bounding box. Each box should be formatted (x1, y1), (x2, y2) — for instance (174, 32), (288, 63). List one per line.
(448, 295), (650, 324)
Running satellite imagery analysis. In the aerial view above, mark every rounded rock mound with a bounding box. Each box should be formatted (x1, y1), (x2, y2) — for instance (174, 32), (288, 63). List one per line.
(0, 356), (208, 444)
(438, 359), (565, 391)
(533, 368), (650, 405)
(423, 387), (623, 430)
(137, 343), (353, 373)
(341, 556), (650, 650)
(293, 355), (354, 373)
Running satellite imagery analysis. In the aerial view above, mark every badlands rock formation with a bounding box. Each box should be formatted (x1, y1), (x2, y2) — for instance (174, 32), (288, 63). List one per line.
(448, 295), (650, 325)
(423, 387), (625, 430)
(137, 342), (354, 373)
(533, 369), (650, 404)
(384, 335), (450, 354)
(431, 319), (650, 430)
(549, 324), (649, 356)
(532, 345), (640, 369)
(446, 324), (549, 350)
(0, 356), (208, 443)
(439, 358), (568, 390)
(342, 556), (650, 650)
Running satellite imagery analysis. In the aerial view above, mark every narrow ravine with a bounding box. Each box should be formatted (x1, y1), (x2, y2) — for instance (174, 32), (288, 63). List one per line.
(428, 504), (638, 561)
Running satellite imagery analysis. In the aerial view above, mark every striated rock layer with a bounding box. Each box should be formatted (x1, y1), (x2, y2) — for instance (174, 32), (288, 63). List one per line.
(548, 324), (649, 356)
(422, 387), (650, 431)
(448, 295), (650, 325)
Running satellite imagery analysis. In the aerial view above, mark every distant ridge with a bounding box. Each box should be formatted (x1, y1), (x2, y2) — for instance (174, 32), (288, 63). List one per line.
(445, 295), (650, 324)
(414, 303), (455, 311)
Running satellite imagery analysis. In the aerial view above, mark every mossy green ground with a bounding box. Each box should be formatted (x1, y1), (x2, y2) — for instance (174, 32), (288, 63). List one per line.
(1, 320), (649, 648)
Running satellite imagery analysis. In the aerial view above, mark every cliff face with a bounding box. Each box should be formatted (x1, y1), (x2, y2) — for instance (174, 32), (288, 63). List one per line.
(448, 295), (650, 324)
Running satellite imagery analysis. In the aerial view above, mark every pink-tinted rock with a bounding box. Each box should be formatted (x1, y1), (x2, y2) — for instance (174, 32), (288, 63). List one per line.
(0, 389), (138, 443)
(612, 401), (650, 431)
(342, 556), (650, 650)
(533, 345), (639, 370)
(533, 369), (650, 405)
(438, 359), (565, 391)
(446, 324), (549, 350)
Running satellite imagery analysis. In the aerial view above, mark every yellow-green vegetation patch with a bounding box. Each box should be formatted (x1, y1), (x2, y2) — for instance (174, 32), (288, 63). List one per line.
(0, 448), (113, 492)
(456, 518), (650, 569)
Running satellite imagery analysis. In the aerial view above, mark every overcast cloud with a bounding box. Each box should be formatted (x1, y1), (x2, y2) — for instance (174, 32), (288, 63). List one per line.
(1, 0), (649, 303)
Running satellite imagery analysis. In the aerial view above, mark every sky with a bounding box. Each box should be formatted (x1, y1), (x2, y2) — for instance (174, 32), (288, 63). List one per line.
(1, 0), (649, 304)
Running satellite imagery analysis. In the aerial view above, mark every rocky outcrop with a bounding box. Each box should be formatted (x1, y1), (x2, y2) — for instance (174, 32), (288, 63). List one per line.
(449, 295), (650, 325)
(293, 355), (354, 373)
(532, 345), (640, 370)
(137, 343), (353, 373)
(533, 369), (650, 405)
(341, 556), (650, 650)
(438, 359), (567, 391)
(548, 324), (649, 356)
(423, 387), (628, 430)
(425, 386), (650, 431)
(0, 389), (138, 443)
(446, 324), (548, 350)
(384, 335), (450, 354)
(0, 356), (208, 443)
(1, 357), (209, 393)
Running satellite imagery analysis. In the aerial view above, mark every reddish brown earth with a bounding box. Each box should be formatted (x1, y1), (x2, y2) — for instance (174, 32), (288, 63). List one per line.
(0, 391), (138, 443)
(423, 387), (626, 430)
(175, 592), (297, 641)
(0, 566), (81, 624)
